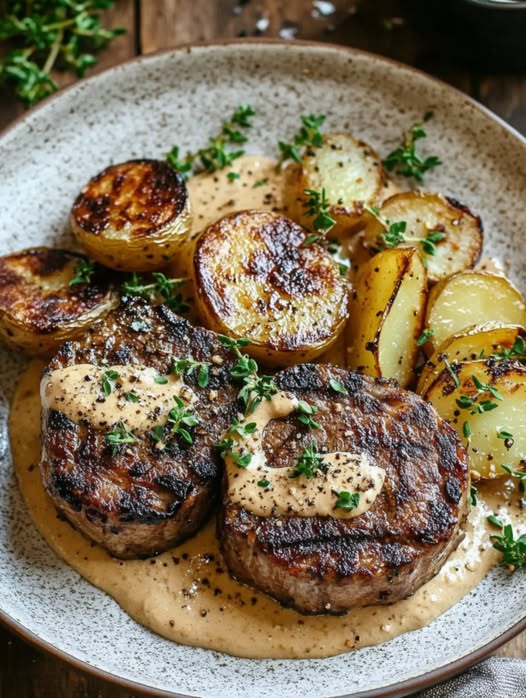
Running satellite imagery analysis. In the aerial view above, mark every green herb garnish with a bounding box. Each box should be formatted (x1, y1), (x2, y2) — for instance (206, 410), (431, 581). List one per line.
(470, 485), (478, 506)
(382, 119), (442, 183)
(102, 369), (119, 396)
(105, 421), (136, 455)
(329, 378), (348, 395)
(216, 436), (252, 468)
(456, 375), (503, 414)
(166, 395), (198, 444)
(125, 391), (139, 403)
(417, 328), (435, 346)
(0, 1), (124, 107)
(491, 336), (526, 364)
(365, 205), (446, 256)
(289, 443), (327, 479)
(335, 491), (360, 511)
(277, 113), (325, 167)
(122, 272), (189, 314)
(488, 518), (526, 571)
(166, 105), (255, 178)
(69, 258), (95, 286)
(257, 479), (270, 488)
(227, 171), (240, 181)
(154, 376), (168, 385)
(296, 401), (321, 430)
(172, 358), (210, 389)
(302, 187), (336, 244)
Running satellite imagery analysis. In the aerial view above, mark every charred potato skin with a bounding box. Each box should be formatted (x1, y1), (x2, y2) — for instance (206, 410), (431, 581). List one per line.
(346, 247), (427, 388)
(362, 192), (483, 283)
(71, 159), (192, 272)
(0, 247), (118, 357)
(291, 133), (389, 238)
(193, 209), (349, 366)
(416, 323), (526, 396)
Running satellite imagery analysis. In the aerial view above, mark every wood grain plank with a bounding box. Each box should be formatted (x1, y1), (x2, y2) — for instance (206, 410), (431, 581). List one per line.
(477, 76), (526, 136)
(0, 0), (136, 131)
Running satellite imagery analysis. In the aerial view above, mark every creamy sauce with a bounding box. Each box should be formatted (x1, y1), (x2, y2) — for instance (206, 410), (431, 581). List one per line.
(9, 156), (526, 660)
(41, 364), (193, 434)
(225, 392), (384, 518)
(11, 361), (525, 659)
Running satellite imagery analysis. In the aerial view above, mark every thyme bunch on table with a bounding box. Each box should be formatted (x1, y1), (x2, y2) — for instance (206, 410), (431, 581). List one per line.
(0, 1), (125, 107)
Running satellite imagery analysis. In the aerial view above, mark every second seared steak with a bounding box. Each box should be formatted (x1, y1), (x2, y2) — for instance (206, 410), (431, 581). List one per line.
(219, 363), (469, 614)
(40, 297), (241, 558)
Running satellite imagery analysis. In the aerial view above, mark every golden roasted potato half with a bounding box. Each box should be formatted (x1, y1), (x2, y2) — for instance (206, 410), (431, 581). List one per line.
(0, 247), (117, 357)
(423, 271), (526, 356)
(291, 133), (388, 238)
(423, 359), (526, 479)
(346, 247), (427, 388)
(417, 323), (526, 396)
(193, 209), (349, 366)
(71, 159), (192, 272)
(362, 192), (483, 283)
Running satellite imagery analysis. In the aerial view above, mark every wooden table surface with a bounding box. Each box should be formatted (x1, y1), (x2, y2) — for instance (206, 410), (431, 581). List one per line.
(0, 1), (524, 695)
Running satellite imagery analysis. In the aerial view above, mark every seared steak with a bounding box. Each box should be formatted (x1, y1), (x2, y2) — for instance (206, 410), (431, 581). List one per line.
(219, 363), (469, 615)
(40, 297), (240, 558)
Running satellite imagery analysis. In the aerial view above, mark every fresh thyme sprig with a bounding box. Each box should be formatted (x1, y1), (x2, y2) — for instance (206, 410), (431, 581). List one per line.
(382, 115), (442, 183)
(365, 205), (446, 256)
(102, 369), (119, 396)
(491, 336), (526, 365)
(122, 272), (189, 314)
(166, 105), (255, 178)
(217, 434), (253, 468)
(501, 465), (526, 494)
(302, 187), (336, 245)
(289, 443), (328, 479)
(69, 258), (95, 286)
(105, 421), (136, 455)
(218, 334), (279, 414)
(296, 401), (321, 430)
(0, 1), (125, 107)
(277, 114), (325, 168)
(455, 375), (503, 415)
(487, 516), (526, 571)
(165, 395), (198, 444)
(335, 490), (360, 511)
(172, 358), (210, 389)
(417, 328), (435, 346)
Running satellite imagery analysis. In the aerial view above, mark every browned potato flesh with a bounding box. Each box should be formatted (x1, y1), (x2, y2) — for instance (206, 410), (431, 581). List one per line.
(424, 271), (526, 356)
(362, 192), (483, 283)
(71, 159), (192, 272)
(423, 359), (526, 479)
(291, 133), (388, 238)
(416, 323), (526, 396)
(0, 247), (117, 356)
(193, 210), (349, 366)
(346, 247), (427, 388)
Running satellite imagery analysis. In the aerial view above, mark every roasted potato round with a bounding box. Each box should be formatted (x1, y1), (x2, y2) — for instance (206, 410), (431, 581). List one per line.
(416, 323), (526, 396)
(423, 271), (526, 356)
(362, 192), (483, 283)
(290, 133), (388, 238)
(193, 209), (349, 366)
(0, 247), (117, 357)
(423, 359), (526, 479)
(71, 159), (192, 272)
(346, 247), (427, 388)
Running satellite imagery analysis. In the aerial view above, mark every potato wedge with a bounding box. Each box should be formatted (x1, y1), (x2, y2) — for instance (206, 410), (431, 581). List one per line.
(346, 247), (427, 387)
(0, 247), (117, 357)
(416, 323), (526, 396)
(424, 271), (526, 357)
(362, 192), (483, 283)
(193, 210), (349, 366)
(290, 133), (388, 238)
(71, 159), (192, 272)
(423, 359), (526, 479)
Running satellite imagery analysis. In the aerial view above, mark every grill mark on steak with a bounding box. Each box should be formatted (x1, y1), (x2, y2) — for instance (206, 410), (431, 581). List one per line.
(40, 297), (241, 559)
(219, 363), (470, 614)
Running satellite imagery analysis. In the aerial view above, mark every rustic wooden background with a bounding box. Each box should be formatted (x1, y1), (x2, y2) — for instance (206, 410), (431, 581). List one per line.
(0, 0), (524, 695)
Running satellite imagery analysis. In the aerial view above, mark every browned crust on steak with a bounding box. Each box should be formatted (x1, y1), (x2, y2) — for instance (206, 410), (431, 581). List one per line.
(40, 297), (241, 558)
(219, 363), (470, 614)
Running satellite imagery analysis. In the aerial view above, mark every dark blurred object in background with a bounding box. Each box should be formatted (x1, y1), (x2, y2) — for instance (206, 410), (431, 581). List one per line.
(403, 0), (526, 70)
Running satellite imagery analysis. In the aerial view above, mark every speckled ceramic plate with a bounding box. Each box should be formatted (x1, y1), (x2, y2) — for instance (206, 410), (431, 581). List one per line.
(0, 41), (525, 698)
